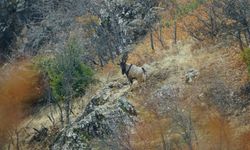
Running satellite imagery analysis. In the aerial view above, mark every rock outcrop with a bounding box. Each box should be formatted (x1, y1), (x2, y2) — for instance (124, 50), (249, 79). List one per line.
(0, 0), (159, 66)
(51, 81), (137, 150)
(185, 68), (199, 83)
(0, 0), (26, 61)
(96, 0), (158, 48)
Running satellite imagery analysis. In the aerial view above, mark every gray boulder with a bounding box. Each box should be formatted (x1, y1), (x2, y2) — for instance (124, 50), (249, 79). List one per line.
(185, 69), (199, 83)
(152, 84), (183, 115)
(96, 0), (158, 50)
(51, 83), (137, 150)
(0, 0), (26, 60)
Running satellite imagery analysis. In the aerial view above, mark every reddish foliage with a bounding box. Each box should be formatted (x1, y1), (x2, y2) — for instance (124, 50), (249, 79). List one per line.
(0, 60), (43, 146)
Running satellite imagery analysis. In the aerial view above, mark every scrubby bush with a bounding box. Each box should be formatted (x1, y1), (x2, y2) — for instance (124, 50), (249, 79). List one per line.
(37, 39), (94, 102)
(36, 38), (94, 125)
(176, 0), (207, 17)
(242, 47), (250, 74)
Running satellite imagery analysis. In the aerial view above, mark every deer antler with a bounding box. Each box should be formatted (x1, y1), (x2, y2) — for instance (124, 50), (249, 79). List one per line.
(121, 51), (129, 63)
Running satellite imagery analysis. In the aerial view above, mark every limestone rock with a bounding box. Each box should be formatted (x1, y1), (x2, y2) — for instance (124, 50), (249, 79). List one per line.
(0, 0), (26, 58)
(151, 84), (183, 115)
(185, 68), (199, 83)
(51, 83), (137, 150)
(98, 0), (158, 47)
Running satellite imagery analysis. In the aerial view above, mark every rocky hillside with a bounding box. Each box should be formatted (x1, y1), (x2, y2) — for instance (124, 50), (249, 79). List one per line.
(0, 0), (158, 65)
(1, 0), (250, 150)
(0, 0), (26, 61)
(8, 38), (250, 150)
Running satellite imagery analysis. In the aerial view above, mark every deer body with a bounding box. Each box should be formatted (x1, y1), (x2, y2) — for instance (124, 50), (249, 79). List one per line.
(121, 63), (146, 84)
(119, 52), (147, 84)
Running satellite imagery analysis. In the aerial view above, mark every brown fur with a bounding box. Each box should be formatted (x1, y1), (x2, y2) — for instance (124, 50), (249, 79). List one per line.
(119, 52), (147, 84)
(125, 63), (146, 83)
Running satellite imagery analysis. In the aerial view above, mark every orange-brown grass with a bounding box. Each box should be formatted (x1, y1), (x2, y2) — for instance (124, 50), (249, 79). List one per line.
(188, 102), (250, 150)
(128, 39), (166, 65)
(75, 13), (99, 25)
(238, 131), (250, 150)
(126, 89), (168, 149)
(126, 1), (209, 66)
(207, 116), (233, 149)
(159, 1), (209, 41)
(97, 61), (121, 82)
(0, 60), (43, 146)
(128, 38), (250, 150)
(75, 13), (99, 38)
(130, 107), (170, 150)
(195, 108), (249, 150)
(186, 44), (249, 149)
(225, 47), (249, 84)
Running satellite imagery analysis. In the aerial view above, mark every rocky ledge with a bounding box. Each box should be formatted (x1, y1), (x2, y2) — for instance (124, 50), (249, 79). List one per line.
(51, 80), (137, 150)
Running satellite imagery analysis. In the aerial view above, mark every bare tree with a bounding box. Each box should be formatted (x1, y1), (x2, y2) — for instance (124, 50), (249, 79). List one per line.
(223, 0), (250, 46)
(167, 103), (197, 150)
(184, 1), (223, 41)
(184, 0), (250, 49)
(150, 31), (155, 50)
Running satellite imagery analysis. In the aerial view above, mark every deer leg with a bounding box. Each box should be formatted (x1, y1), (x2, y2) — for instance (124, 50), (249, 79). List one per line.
(128, 78), (133, 84)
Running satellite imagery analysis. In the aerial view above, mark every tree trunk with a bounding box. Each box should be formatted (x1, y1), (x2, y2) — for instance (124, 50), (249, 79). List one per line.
(159, 24), (165, 48)
(244, 30), (250, 47)
(56, 102), (64, 127)
(173, 19), (177, 44)
(238, 30), (244, 51)
(150, 31), (155, 50)
(115, 48), (120, 55)
(109, 48), (114, 63)
(98, 54), (104, 67)
(160, 133), (167, 150)
(65, 98), (70, 125)
(188, 142), (193, 150)
(247, 28), (250, 47)
(210, 5), (216, 39)
(15, 130), (20, 150)
(243, 31), (249, 47)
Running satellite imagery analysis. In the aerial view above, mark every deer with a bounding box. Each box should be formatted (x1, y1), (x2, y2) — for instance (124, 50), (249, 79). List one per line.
(118, 52), (147, 84)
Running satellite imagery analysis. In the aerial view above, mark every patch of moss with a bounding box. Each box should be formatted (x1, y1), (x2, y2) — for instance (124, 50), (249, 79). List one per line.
(73, 128), (93, 142)
(242, 47), (250, 74)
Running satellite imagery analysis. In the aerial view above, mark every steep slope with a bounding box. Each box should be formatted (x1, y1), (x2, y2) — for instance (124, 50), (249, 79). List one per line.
(127, 39), (249, 149)
(3, 1), (250, 150)
(11, 35), (250, 149)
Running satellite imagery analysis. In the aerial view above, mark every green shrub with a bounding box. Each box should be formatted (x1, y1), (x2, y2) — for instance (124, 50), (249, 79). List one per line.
(242, 47), (250, 74)
(36, 39), (94, 101)
(165, 20), (172, 28)
(176, 0), (207, 18)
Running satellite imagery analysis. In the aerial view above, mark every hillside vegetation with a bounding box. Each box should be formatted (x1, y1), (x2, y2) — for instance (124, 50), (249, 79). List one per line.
(0, 0), (250, 150)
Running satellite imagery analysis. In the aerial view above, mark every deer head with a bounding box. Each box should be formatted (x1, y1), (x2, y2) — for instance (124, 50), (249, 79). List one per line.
(119, 52), (128, 75)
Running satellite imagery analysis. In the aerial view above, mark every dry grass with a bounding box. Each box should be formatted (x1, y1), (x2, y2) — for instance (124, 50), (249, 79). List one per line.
(130, 105), (171, 150)
(124, 14), (250, 148)
(0, 60), (43, 146)
(3, 1), (250, 149)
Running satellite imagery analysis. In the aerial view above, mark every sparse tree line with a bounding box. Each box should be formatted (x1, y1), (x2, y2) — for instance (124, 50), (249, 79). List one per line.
(183, 0), (250, 75)
(183, 0), (250, 49)
(2, 0), (249, 65)
(82, 0), (159, 66)
(145, 0), (207, 49)
(148, 0), (249, 51)
(3, 0), (250, 149)
(0, 0), (159, 66)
